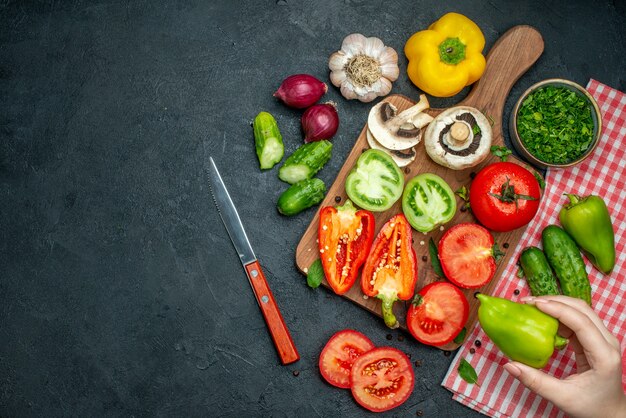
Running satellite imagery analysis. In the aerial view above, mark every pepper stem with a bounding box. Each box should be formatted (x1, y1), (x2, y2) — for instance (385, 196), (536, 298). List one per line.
(554, 334), (569, 350)
(379, 296), (399, 329)
(565, 194), (581, 207)
(438, 37), (466, 65)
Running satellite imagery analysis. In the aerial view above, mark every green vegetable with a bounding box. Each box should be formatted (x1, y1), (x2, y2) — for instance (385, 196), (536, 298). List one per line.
(458, 358), (480, 385)
(455, 185), (470, 212)
(559, 194), (615, 275)
(253, 111), (284, 169)
(517, 86), (594, 164)
(345, 149), (404, 212)
(490, 145), (512, 161)
(277, 178), (326, 216)
(428, 238), (446, 278)
(519, 246), (560, 296)
(401, 173), (456, 232)
(541, 225), (592, 305)
(306, 259), (325, 289)
(278, 140), (333, 184)
(477, 294), (568, 368)
(453, 327), (467, 344)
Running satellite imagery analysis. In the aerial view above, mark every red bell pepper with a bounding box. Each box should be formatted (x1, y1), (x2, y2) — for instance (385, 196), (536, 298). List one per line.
(318, 200), (375, 295)
(361, 214), (417, 329)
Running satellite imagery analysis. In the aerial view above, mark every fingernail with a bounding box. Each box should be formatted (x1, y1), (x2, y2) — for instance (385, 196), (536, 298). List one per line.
(520, 296), (535, 303)
(533, 298), (548, 304)
(504, 362), (521, 377)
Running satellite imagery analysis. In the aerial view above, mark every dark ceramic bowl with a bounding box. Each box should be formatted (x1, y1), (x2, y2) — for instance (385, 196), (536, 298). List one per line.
(509, 78), (602, 169)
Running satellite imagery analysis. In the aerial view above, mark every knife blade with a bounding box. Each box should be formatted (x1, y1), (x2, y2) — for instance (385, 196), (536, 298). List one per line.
(207, 157), (299, 365)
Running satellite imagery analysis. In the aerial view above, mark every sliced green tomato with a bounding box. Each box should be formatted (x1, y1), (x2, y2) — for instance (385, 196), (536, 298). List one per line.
(402, 173), (456, 232)
(345, 149), (404, 212)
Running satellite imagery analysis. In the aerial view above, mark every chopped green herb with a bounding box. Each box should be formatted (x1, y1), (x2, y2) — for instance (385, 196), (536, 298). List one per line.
(428, 238), (446, 279)
(517, 86), (594, 164)
(490, 145), (512, 162)
(453, 327), (467, 344)
(492, 243), (505, 262)
(458, 358), (480, 386)
(306, 259), (325, 289)
(533, 171), (546, 190)
(455, 186), (471, 211)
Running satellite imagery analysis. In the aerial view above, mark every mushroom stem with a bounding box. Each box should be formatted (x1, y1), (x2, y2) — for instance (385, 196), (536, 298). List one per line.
(449, 121), (471, 146)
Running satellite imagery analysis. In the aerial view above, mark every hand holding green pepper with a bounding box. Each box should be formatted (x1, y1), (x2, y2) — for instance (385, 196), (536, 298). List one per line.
(503, 296), (626, 418)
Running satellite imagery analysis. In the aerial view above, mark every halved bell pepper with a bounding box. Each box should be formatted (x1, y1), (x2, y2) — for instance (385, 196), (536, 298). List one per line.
(361, 214), (417, 329)
(319, 200), (375, 295)
(559, 194), (615, 275)
(404, 12), (486, 97)
(477, 294), (568, 368)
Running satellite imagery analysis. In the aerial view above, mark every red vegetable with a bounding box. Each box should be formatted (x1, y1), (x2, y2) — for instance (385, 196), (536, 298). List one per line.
(350, 347), (414, 412)
(274, 74), (327, 109)
(319, 200), (375, 295)
(407, 282), (469, 346)
(438, 223), (497, 289)
(318, 330), (375, 389)
(469, 161), (541, 232)
(302, 102), (339, 143)
(361, 214), (417, 328)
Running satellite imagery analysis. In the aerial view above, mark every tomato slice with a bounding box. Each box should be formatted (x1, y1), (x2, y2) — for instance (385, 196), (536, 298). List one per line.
(350, 347), (414, 412)
(402, 173), (457, 232)
(407, 282), (469, 346)
(319, 330), (376, 389)
(345, 149), (404, 212)
(361, 214), (417, 328)
(319, 200), (375, 295)
(438, 223), (496, 289)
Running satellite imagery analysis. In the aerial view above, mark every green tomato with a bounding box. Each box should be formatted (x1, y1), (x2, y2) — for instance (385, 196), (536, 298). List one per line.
(345, 149), (404, 212)
(402, 173), (456, 232)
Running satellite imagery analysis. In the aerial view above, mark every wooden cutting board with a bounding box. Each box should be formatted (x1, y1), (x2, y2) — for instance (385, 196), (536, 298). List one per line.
(295, 26), (545, 350)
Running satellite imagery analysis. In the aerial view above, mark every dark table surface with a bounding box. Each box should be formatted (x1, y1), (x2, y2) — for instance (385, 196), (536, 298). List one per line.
(2, 1), (625, 417)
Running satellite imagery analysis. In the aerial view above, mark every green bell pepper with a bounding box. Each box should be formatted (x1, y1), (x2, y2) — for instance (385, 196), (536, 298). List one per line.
(477, 294), (568, 368)
(559, 194), (615, 275)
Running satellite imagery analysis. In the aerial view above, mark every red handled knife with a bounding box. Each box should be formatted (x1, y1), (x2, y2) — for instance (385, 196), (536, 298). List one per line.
(207, 157), (299, 365)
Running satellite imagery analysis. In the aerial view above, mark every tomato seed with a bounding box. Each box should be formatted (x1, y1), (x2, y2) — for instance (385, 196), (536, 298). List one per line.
(514, 289), (520, 295)
(292, 370), (299, 377)
(474, 340), (482, 347)
(386, 334), (393, 340)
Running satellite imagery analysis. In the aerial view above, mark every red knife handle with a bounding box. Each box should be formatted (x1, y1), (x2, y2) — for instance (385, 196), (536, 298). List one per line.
(244, 261), (300, 365)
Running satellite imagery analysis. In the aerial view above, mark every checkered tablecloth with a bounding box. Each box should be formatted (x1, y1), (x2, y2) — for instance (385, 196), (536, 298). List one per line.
(442, 79), (626, 418)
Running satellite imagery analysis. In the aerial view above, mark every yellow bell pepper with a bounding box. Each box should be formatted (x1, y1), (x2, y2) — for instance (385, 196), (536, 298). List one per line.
(404, 13), (486, 97)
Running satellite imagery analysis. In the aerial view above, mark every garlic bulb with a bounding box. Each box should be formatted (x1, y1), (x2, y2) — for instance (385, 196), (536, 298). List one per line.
(329, 34), (399, 103)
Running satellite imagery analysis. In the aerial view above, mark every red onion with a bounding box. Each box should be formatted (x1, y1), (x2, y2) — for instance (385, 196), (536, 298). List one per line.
(274, 74), (327, 109)
(302, 102), (339, 143)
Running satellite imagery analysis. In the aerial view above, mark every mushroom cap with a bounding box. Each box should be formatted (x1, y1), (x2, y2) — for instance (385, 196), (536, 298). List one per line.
(367, 97), (432, 150)
(366, 128), (416, 167)
(424, 106), (493, 170)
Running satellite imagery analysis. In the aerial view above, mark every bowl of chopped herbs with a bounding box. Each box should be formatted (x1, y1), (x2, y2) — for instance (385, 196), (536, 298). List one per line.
(510, 79), (602, 168)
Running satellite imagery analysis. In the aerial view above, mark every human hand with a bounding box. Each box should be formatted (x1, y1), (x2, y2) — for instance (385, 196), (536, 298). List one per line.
(502, 295), (626, 418)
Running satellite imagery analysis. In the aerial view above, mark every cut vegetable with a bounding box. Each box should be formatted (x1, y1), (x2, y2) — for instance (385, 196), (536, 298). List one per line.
(279, 140), (333, 184)
(438, 223), (496, 289)
(366, 128), (416, 167)
(402, 173), (456, 232)
(345, 149), (404, 212)
(253, 111), (285, 169)
(407, 282), (469, 347)
(318, 329), (375, 389)
(277, 178), (326, 216)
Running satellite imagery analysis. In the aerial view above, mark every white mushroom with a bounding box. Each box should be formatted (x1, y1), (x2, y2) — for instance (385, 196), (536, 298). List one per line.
(366, 129), (416, 167)
(423, 106), (493, 170)
(367, 95), (434, 150)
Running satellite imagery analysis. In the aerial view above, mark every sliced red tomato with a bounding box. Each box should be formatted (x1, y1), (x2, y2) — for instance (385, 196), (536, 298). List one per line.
(438, 223), (496, 289)
(319, 330), (376, 389)
(319, 200), (375, 295)
(361, 214), (417, 328)
(350, 347), (414, 412)
(469, 161), (541, 232)
(407, 282), (469, 346)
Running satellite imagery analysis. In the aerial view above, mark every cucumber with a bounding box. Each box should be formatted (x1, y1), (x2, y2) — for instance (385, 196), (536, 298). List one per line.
(277, 178), (326, 216)
(541, 225), (591, 305)
(253, 111), (284, 170)
(519, 246), (560, 296)
(278, 140), (333, 184)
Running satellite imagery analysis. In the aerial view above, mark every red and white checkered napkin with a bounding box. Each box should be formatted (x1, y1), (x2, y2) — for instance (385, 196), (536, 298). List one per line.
(442, 79), (626, 418)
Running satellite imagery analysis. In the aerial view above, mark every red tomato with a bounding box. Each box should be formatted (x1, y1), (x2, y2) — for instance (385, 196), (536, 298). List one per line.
(350, 347), (414, 412)
(469, 162), (541, 232)
(318, 330), (375, 389)
(407, 282), (469, 346)
(438, 223), (496, 289)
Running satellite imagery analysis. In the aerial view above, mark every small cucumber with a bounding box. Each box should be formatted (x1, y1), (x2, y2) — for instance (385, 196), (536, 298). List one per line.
(541, 225), (591, 305)
(253, 111), (284, 170)
(278, 140), (333, 184)
(277, 178), (326, 216)
(519, 246), (560, 296)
